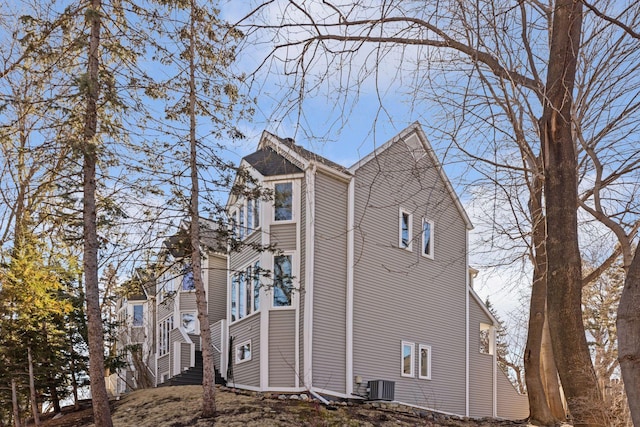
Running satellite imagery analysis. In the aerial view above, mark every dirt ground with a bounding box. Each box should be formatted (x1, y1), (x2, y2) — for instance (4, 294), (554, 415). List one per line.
(36, 385), (537, 427)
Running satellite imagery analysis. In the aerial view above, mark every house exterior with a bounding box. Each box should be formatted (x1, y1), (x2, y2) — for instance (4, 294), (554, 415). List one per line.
(216, 122), (528, 419)
(116, 122), (528, 419)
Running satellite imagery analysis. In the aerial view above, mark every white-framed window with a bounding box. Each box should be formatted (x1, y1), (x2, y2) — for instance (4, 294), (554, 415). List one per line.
(274, 182), (293, 221)
(421, 218), (434, 258)
(181, 266), (195, 291)
(401, 341), (415, 377)
(230, 261), (261, 322)
(399, 209), (412, 250)
(132, 304), (144, 327)
(159, 315), (174, 356)
(418, 344), (432, 380)
(273, 255), (293, 307)
(231, 198), (261, 240)
(235, 340), (252, 364)
(181, 312), (197, 334)
(480, 323), (494, 355)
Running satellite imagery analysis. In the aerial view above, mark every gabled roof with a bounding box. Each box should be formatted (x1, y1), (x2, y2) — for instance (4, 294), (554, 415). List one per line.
(349, 122), (473, 231)
(268, 133), (350, 175)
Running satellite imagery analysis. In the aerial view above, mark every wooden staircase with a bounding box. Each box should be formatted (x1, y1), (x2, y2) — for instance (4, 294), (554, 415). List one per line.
(159, 351), (226, 387)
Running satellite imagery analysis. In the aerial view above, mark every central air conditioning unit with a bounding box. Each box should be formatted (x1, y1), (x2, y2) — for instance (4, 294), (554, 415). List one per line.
(368, 380), (395, 401)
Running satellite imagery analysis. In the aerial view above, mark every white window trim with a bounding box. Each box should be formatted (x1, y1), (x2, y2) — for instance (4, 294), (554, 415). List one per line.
(229, 259), (261, 324)
(180, 311), (198, 334)
(271, 252), (296, 310)
(480, 323), (495, 355)
(401, 341), (415, 377)
(158, 315), (174, 357)
(132, 304), (144, 327)
(418, 344), (432, 380)
(399, 208), (413, 251)
(421, 218), (434, 259)
(272, 180), (295, 224)
(235, 340), (252, 364)
(230, 198), (262, 241)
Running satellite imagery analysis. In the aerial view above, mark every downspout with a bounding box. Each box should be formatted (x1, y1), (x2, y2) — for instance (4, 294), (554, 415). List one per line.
(346, 177), (355, 396)
(465, 232), (470, 417)
(303, 163), (316, 388)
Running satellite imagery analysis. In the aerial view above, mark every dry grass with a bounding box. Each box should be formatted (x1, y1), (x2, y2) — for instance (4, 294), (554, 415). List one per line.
(39, 385), (538, 427)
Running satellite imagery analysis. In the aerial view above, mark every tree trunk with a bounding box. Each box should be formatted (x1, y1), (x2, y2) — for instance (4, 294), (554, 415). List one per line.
(542, 0), (605, 425)
(523, 177), (556, 424)
(541, 317), (566, 419)
(82, 0), (113, 426)
(188, 0), (216, 418)
(27, 347), (40, 426)
(617, 244), (640, 425)
(11, 378), (21, 427)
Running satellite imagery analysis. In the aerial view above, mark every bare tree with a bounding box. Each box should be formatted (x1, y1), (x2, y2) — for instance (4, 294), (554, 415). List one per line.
(240, 0), (640, 424)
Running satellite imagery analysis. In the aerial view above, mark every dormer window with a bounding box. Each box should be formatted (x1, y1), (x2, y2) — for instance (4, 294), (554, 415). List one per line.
(274, 182), (293, 221)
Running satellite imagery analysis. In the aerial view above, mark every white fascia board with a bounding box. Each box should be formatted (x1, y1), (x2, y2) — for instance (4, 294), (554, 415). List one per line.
(259, 131), (309, 170)
(349, 122), (473, 231)
(469, 286), (500, 325)
(314, 161), (352, 183)
(225, 159), (264, 211)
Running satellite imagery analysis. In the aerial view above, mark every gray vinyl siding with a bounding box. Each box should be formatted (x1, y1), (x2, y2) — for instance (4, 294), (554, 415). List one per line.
(207, 255), (228, 323)
(157, 354), (170, 381)
(158, 298), (174, 320)
(496, 369), (529, 419)
(179, 292), (197, 311)
(188, 333), (200, 351)
(180, 342), (192, 371)
(229, 313), (261, 387)
(469, 298), (494, 417)
(312, 171), (348, 393)
(210, 319), (224, 374)
(351, 135), (468, 414)
(270, 223), (297, 251)
(230, 232), (261, 271)
(269, 310), (296, 388)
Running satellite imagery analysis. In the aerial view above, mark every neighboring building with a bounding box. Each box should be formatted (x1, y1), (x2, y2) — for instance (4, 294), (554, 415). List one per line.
(116, 122), (528, 419)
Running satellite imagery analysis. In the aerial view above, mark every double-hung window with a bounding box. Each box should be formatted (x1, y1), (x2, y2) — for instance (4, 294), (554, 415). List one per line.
(274, 182), (293, 221)
(230, 261), (261, 322)
(422, 218), (434, 258)
(399, 209), (413, 250)
(273, 255), (293, 307)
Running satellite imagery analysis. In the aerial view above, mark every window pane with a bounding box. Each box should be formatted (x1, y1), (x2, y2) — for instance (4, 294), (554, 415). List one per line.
(246, 266), (252, 314)
(182, 267), (195, 291)
(254, 198), (260, 228)
(273, 255), (293, 306)
(420, 347), (430, 378)
(402, 343), (413, 376)
(401, 212), (410, 248)
(247, 201), (253, 234)
(182, 313), (196, 334)
(423, 220), (431, 255)
(231, 276), (238, 321)
(253, 261), (260, 312)
(239, 205), (245, 239)
(133, 305), (143, 326)
(274, 182), (293, 221)
(239, 272), (246, 319)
